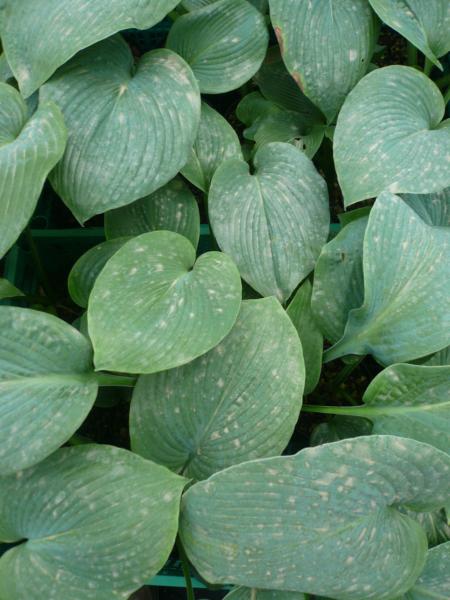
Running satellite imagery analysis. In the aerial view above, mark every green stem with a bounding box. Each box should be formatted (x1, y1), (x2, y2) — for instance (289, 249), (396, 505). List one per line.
(423, 57), (433, 77)
(331, 355), (364, 387)
(95, 373), (138, 387)
(406, 42), (417, 67)
(67, 433), (92, 446)
(24, 226), (56, 304)
(176, 537), (195, 600)
(167, 10), (180, 21)
(435, 73), (450, 90)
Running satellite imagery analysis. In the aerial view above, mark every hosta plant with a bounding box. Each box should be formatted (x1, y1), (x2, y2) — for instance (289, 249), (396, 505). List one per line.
(0, 1), (449, 599)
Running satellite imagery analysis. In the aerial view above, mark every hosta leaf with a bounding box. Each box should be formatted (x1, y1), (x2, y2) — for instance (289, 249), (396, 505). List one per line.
(166, 0), (269, 94)
(368, 0), (450, 68)
(312, 215), (368, 344)
(402, 187), (450, 227)
(255, 49), (324, 123)
(236, 92), (277, 127)
(287, 279), (322, 394)
(269, 0), (375, 121)
(0, 83), (66, 259)
(0, 0), (181, 97)
(415, 347), (450, 367)
(104, 178), (200, 247)
(0, 307), (97, 475)
(401, 542), (450, 600)
(0, 445), (186, 599)
(183, 0), (268, 12)
(181, 102), (242, 192)
(40, 36), (200, 223)
(363, 363), (450, 454)
(325, 193), (450, 365)
(310, 416), (373, 446)
(180, 436), (450, 599)
(130, 298), (304, 480)
(246, 110), (324, 159)
(88, 231), (242, 374)
(334, 66), (450, 206)
(0, 279), (23, 301)
(209, 142), (330, 302)
(225, 588), (306, 600)
(68, 238), (130, 309)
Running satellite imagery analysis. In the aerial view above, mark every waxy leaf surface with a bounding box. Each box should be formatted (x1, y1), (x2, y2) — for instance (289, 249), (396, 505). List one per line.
(0, 307), (97, 475)
(325, 193), (450, 365)
(363, 363), (450, 455)
(334, 66), (450, 206)
(0, 0), (180, 97)
(312, 215), (367, 344)
(369, 0), (450, 68)
(209, 143), (329, 302)
(130, 298), (304, 480)
(41, 36), (200, 223)
(181, 436), (450, 599)
(68, 238), (130, 309)
(0, 84), (66, 259)
(88, 231), (242, 374)
(167, 0), (269, 94)
(269, 0), (374, 121)
(0, 445), (186, 599)
(401, 542), (450, 599)
(182, 102), (242, 192)
(105, 178), (200, 247)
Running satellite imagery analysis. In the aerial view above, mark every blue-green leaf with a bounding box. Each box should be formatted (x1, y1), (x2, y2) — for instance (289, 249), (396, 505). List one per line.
(0, 0), (181, 97)
(180, 436), (450, 599)
(130, 298), (304, 480)
(167, 0), (269, 94)
(41, 36), (200, 223)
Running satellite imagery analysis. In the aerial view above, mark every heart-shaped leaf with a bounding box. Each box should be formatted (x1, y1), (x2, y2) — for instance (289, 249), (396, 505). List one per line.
(368, 0), (450, 68)
(209, 142), (330, 302)
(334, 66), (450, 206)
(325, 192), (450, 365)
(68, 238), (131, 309)
(181, 102), (242, 192)
(225, 588), (306, 600)
(400, 542), (450, 600)
(88, 230), (242, 374)
(40, 36), (200, 223)
(180, 436), (450, 599)
(0, 84), (66, 259)
(104, 177), (200, 247)
(0, 279), (23, 301)
(269, 0), (375, 122)
(0, 445), (186, 599)
(287, 279), (322, 394)
(0, 0), (181, 97)
(312, 215), (367, 344)
(130, 298), (304, 480)
(0, 307), (98, 475)
(166, 0), (269, 94)
(363, 363), (450, 455)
